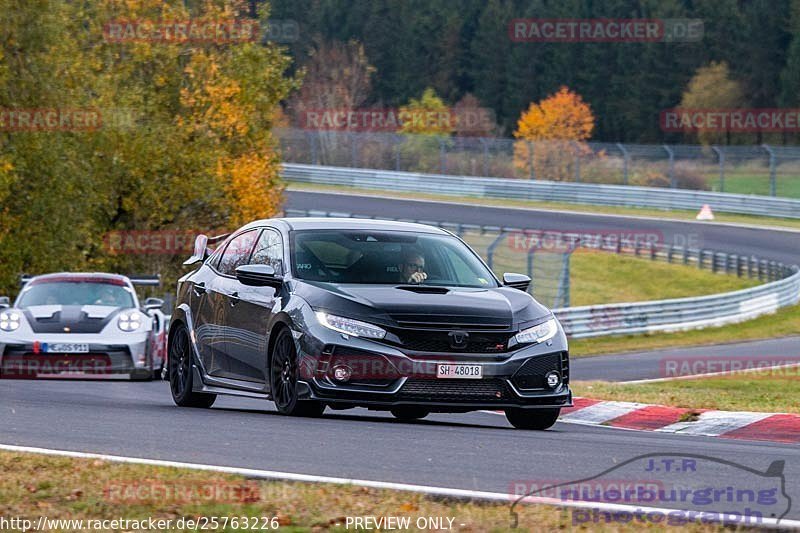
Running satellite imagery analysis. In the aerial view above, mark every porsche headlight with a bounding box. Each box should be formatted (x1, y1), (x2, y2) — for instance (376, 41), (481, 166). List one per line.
(315, 312), (386, 339)
(0, 311), (21, 332)
(515, 318), (558, 345)
(118, 311), (143, 332)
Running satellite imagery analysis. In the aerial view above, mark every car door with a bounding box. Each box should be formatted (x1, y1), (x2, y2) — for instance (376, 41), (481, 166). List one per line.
(203, 230), (258, 380)
(224, 228), (284, 383)
(190, 260), (229, 378)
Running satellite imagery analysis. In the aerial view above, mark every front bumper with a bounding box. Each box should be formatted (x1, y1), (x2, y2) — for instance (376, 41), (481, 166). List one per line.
(294, 329), (572, 412)
(0, 334), (152, 379)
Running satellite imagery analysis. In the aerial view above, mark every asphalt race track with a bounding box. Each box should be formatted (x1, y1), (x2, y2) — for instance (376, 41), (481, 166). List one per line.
(2, 191), (800, 524)
(2, 379), (799, 522)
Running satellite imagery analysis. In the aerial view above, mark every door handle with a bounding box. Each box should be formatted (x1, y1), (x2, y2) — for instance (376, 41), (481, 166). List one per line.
(229, 291), (240, 306)
(193, 282), (206, 296)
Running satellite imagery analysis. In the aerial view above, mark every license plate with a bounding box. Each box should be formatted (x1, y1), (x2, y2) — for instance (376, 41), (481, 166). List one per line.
(43, 343), (90, 354)
(436, 364), (482, 379)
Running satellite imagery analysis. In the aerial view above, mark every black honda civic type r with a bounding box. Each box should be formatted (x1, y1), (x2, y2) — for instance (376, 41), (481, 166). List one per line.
(167, 217), (571, 429)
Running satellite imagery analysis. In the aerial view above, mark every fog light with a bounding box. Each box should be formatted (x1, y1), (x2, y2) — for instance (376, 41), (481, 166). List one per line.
(545, 371), (561, 388)
(332, 365), (352, 382)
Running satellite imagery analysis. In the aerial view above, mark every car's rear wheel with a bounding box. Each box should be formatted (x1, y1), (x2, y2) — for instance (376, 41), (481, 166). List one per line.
(390, 406), (429, 420)
(270, 328), (325, 417)
(169, 324), (216, 408)
(505, 408), (560, 430)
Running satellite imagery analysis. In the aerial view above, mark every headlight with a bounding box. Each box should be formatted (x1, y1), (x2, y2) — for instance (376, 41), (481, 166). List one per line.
(118, 311), (143, 332)
(315, 312), (386, 339)
(515, 318), (558, 345)
(0, 311), (21, 332)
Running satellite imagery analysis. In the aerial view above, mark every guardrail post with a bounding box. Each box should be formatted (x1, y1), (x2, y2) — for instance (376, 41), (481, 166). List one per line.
(486, 231), (507, 270)
(617, 143), (629, 185)
(528, 141), (535, 180)
(698, 249), (706, 270)
(762, 144), (777, 197)
(650, 243), (657, 260)
(683, 247), (689, 265)
(711, 145), (724, 192)
(663, 145), (676, 188)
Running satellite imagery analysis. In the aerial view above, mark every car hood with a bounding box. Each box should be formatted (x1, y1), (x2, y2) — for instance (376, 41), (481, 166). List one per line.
(21, 305), (126, 334)
(293, 281), (551, 329)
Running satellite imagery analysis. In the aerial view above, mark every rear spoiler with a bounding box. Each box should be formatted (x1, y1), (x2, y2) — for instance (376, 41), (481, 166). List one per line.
(127, 275), (161, 286)
(18, 274), (160, 287)
(183, 233), (230, 265)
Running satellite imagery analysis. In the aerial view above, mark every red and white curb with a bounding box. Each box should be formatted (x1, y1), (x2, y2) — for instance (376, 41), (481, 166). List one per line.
(557, 398), (800, 443)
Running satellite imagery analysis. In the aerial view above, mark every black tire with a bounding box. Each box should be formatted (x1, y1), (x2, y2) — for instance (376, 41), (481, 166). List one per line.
(390, 406), (430, 420)
(270, 328), (325, 417)
(505, 408), (560, 430)
(169, 324), (216, 408)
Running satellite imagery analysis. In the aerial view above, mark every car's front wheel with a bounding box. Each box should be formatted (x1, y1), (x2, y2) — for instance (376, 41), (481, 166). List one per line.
(270, 328), (325, 417)
(169, 324), (216, 408)
(505, 408), (560, 430)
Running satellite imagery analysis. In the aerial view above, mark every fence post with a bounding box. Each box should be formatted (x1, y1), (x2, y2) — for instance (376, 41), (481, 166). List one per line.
(394, 134), (401, 171)
(563, 246), (575, 308)
(439, 137), (447, 174)
(572, 141), (581, 182)
(350, 131), (358, 167)
(663, 145), (675, 188)
(762, 144), (777, 197)
(308, 131), (319, 165)
(617, 142), (629, 185)
(481, 138), (490, 176)
(486, 231), (507, 270)
(528, 141), (535, 180)
(711, 145), (724, 192)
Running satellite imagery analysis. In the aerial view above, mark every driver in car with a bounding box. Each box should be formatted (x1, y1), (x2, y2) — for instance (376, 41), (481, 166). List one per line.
(398, 249), (427, 284)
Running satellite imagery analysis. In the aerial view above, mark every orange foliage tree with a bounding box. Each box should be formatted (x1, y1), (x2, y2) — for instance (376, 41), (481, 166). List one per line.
(513, 87), (595, 180)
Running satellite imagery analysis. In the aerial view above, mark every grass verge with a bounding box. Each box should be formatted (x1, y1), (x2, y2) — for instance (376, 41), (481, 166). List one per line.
(568, 304), (800, 357)
(571, 369), (800, 414)
(288, 182), (800, 231)
(0, 451), (727, 532)
(568, 250), (758, 306)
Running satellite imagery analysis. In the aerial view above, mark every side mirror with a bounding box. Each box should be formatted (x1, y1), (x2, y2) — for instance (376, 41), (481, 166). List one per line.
(502, 273), (531, 292)
(235, 264), (283, 289)
(143, 297), (164, 311)
(0, 296), (9, 309)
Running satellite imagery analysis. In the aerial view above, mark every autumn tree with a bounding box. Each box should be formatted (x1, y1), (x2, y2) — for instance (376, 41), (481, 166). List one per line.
(679, 62), (746, 145)
(397, 87), (453, 172)
(513, 87), (595, 181)
(287, 38), (374, 164)
(0, 0), (297, 295)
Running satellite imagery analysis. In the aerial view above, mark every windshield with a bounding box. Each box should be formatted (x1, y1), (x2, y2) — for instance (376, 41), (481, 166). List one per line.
(291, 230), (498, 288)
(17, 281), (135, 309)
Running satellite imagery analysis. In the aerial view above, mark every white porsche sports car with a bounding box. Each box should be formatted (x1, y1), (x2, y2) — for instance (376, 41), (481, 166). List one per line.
(0, 272), (167, 380)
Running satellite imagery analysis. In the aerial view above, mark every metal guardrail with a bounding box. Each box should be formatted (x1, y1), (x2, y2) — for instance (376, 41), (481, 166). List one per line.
(283, 208), (800, 339)
(282, 163), (800, 219)
(555, 269), (800, 338)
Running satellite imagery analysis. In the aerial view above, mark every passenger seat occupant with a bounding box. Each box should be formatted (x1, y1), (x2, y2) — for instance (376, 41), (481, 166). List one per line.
(398, 249), (427, 284)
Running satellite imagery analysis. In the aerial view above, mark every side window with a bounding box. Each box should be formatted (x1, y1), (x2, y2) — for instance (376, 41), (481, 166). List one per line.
(250, 229), (284, 275)
(217, 230), (258, 276)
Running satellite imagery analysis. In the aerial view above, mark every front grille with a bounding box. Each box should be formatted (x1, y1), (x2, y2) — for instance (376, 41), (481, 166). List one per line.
(389, 314), (510, 330)
(388, 329), (512, 353)
(511, 353), (563, 390)
(398, 378), (512, 402)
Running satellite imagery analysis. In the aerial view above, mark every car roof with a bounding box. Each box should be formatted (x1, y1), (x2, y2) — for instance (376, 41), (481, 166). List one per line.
(243, 217), (450, 235)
